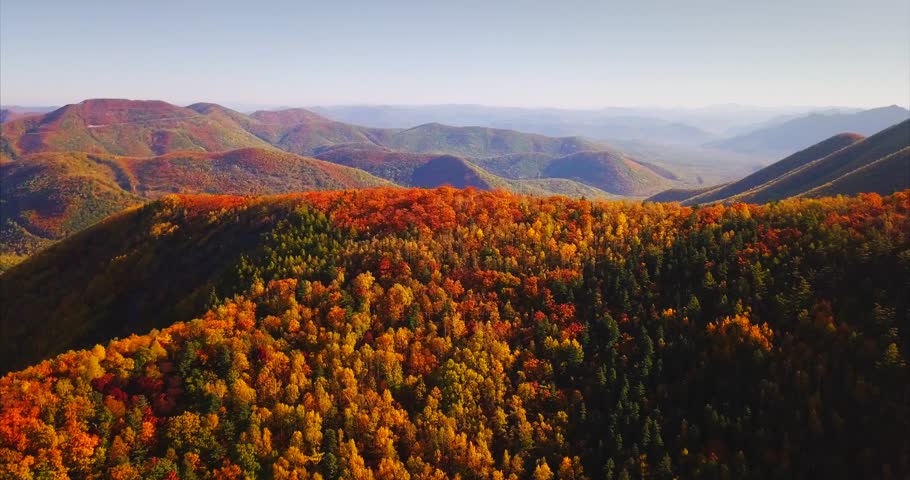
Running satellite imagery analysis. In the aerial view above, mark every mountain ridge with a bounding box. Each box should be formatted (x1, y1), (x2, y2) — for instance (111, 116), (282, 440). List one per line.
(649, 120), (910, 204)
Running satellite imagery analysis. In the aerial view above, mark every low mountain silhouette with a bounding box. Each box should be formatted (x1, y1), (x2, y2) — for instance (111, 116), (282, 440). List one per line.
(708, 106), (909, 155)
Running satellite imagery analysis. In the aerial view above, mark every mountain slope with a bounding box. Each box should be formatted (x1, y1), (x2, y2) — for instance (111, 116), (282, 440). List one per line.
(312, 146), (441, 185)
(732, 119), (910, 203)
(709, 105), (909, 155)
(650, 121), (910, 204)
(0, 188), (907, 478)
(802, 147), (910, 198)
(1, 152), (145, 256)
(543, 151), (675, 196)
(0, 148), (392, 261)
(409, 155), (492, 189)
(673, 133), (864, 204)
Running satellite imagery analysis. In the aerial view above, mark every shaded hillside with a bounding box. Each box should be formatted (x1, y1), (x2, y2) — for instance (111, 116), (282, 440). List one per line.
(733, 120), (910, 203)
(543, 151), (675, 196)
(0, 148), (392, 261)
(0, 195), (285, 373)
(801, 147), (910, 198)
(121, 148), (393, 197)
(471, 152), (561, 178)
(1, 188), (908, 478)
(666, 133), (864, 204)
(410, 155), (491, 189)
(650, 122), (910, 204)
(312, 146), (437, 185)
(1, 99), (279, 157)
(1, 152), (145, 256)
(709, 105), (909, 155)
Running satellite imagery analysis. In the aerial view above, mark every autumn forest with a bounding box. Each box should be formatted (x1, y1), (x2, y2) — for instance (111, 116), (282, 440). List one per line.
(3, 2), (910, 478)
(1, 188), (907, 479)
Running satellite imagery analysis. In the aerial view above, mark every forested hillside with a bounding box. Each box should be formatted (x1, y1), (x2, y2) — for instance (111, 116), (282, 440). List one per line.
(0, 149), (392, 265)
(2, 188), (907, 479)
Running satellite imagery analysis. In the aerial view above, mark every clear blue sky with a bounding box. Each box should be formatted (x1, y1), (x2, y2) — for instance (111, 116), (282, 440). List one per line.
(1, 0), (908, 108)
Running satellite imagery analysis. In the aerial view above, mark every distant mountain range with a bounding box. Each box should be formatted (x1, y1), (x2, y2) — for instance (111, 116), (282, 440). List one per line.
(649, 119), (910, 204)
(309, 104), (893, 152)
(1, 99), (610, 158)
(1, 100), (681, 197)
(310, 104), (841, 141)
(706, 105), (909, 156)
(0, 106), (57, 123)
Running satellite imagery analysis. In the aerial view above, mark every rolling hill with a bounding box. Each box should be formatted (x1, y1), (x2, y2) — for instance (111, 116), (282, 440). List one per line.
(245, 108), (394, 155)
(1, 187), (907, 478)
(542, 151), (676, 195)
(650, 120), (910, 204)
(314, 146), (652, 197)
(383, 122), (602, 157)
(0, 148), (392, 262)
(408, 154), (619, 198)
(0, 99), (277, 157)
(708, 105), (909, 156)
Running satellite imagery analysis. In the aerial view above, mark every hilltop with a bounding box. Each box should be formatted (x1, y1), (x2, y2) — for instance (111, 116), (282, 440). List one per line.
(0, 99), (276, 157)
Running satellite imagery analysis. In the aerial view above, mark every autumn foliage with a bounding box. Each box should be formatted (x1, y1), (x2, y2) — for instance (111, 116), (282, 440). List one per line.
(1, 188), (909, 479)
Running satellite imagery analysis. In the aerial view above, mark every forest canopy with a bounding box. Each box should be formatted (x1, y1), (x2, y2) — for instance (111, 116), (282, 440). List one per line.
(1, 187), (908, 479)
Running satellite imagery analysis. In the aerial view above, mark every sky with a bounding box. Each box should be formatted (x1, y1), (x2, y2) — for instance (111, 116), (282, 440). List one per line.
(1, 0), (908, 109)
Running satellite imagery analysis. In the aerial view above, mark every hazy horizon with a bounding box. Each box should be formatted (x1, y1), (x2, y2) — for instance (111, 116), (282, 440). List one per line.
(2, 0), (909, 108)
(2, 99), (902, 112)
